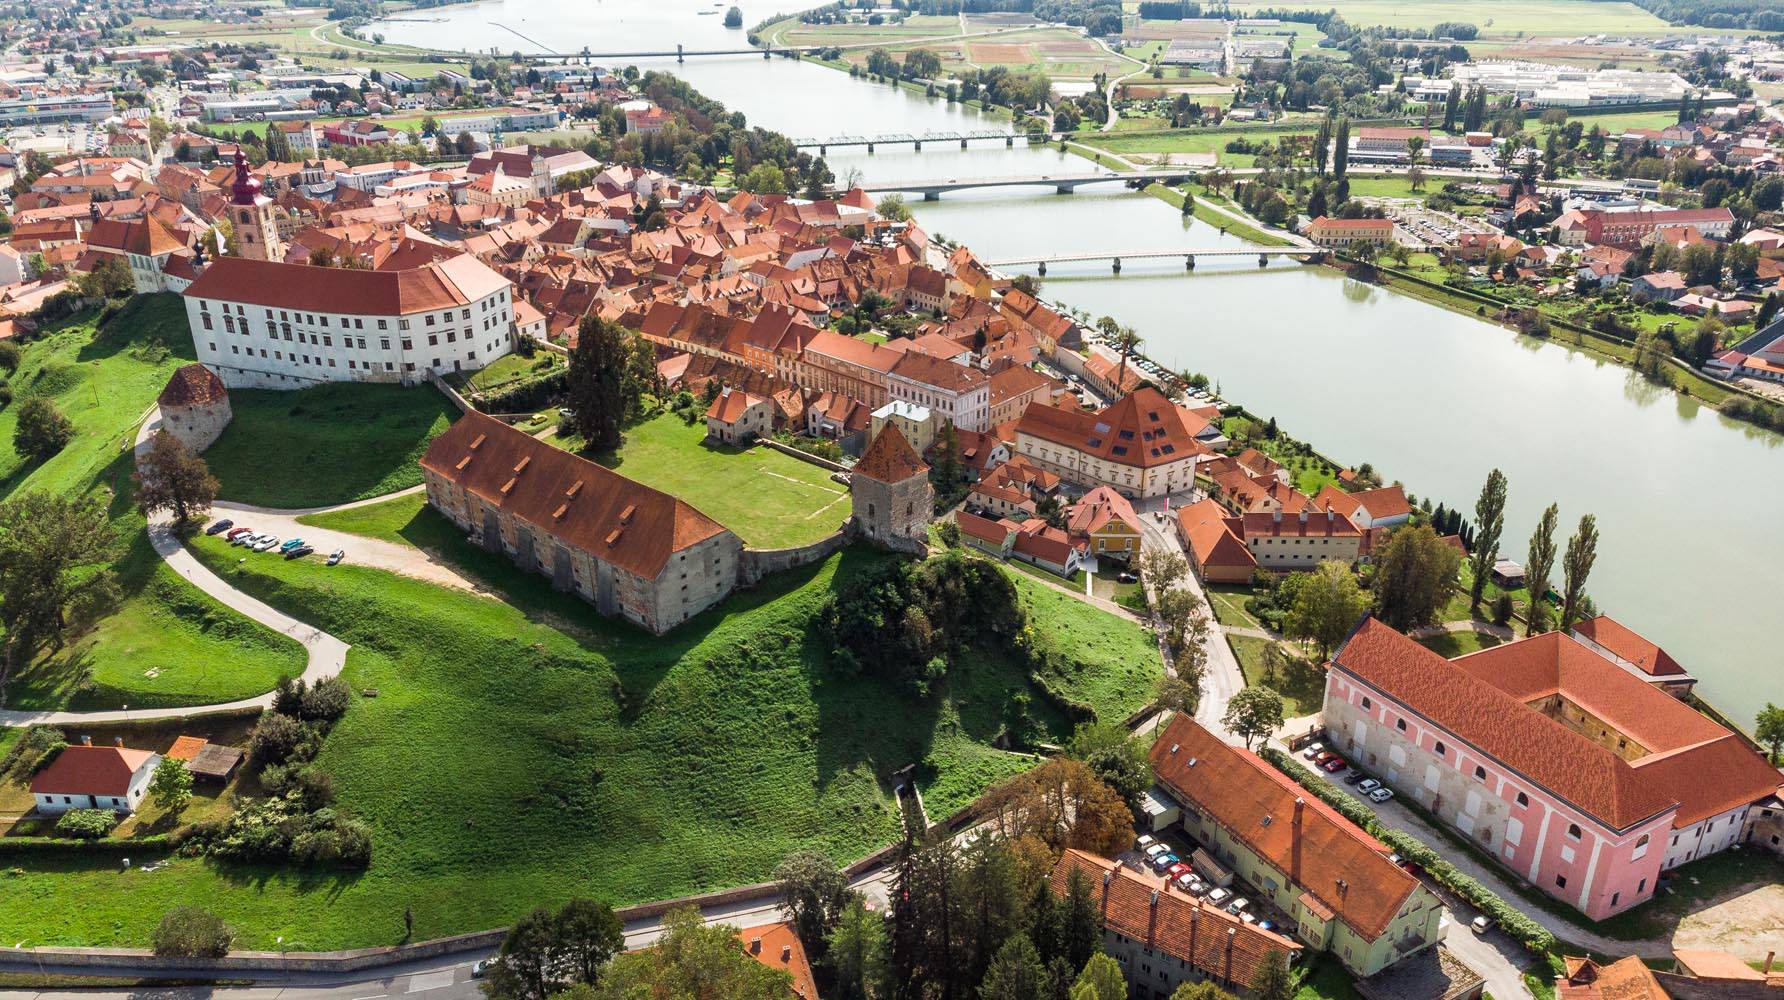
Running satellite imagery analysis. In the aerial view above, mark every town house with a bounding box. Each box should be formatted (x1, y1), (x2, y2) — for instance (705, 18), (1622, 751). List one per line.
(1014, 388), (1207, 499)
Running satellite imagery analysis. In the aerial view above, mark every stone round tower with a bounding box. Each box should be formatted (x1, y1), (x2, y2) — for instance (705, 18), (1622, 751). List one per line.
(851, 424), (932, 554)
(157, 363), (232, 453)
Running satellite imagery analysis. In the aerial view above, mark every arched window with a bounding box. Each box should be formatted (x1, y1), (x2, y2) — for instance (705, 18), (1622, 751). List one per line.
(1632, 834), (1650, 861)
(1567, 823), (1582, 840)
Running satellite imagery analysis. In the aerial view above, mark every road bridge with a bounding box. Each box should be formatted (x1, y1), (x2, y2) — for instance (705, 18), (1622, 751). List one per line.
(986, 247), (1327, 274)
(857, 171), (1189, 199)
(794, 129), (1024, 153)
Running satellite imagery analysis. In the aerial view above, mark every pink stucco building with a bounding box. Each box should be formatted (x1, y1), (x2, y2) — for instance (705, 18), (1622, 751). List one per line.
(1323, 618), (1781, 922)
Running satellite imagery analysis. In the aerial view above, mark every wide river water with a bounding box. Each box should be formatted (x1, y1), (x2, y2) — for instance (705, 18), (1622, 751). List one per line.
(374, 1), (1784, 724)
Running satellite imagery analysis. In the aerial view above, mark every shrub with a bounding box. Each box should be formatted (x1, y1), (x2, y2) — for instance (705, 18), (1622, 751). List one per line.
(0, 725), (67, 778)
(152, 905), (234, 957)
(298, 675), (352, 723)
(250, 710), (321, 767)
(55, 808), (120, 840)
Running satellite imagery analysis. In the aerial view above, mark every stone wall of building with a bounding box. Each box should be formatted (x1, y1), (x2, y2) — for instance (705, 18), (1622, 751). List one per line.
(160, 398), (232, 454)
(739, 530), (851, 587)
(851, 471), (931, 554)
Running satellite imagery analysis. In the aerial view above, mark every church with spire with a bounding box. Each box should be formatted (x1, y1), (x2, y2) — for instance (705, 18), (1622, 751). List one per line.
(227, 149), (284, 263)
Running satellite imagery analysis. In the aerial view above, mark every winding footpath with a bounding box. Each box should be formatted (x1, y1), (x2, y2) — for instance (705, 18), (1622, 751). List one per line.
(0, 409), (353, 728)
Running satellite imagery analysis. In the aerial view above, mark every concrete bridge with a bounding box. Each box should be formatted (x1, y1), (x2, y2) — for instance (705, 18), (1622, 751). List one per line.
(858, 171), (1189, 199)
(986, 247), (1327, 274)
(794, 130), (1031, 153)
(522, 43), (811, 61)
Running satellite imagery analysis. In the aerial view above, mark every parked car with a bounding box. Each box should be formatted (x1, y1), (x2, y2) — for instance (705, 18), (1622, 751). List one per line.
(1320, 756), (1347, 773)
(1206, 887), (1231, 907)
(1136, 834), (1157, 852)
(1358, 779), (1381, 793)
(1150, 853), (1179, 873)
(1239, 912), (1258, 925)
(1185, 879), (1209, 897)
(1368, 787), (1394, 803)
(279, 538), (305, 553)
(1117, 571), (1138, 584)
(1470, 914), (1491, 934)
(1256, 920), (1275, 933)
(1143, 842), (1169, 859)
(1166, 862), (1191, 880)
(1225, 898), (1250, 917)
(229, 530), (256, 545)
(1343, 769), (1368, 785)
(1313, 750), (1336, 765)
(254, 537), (281, 552)
(327, 549), (346, 566)
(284, 545), (314, 560)
(1173, 874), (1198, 892)
(1301, 742), (1324, 761)
(206, 519), (234, 535)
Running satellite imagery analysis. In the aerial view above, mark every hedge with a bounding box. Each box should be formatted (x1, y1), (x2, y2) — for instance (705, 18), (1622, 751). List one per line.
(0, 833), (174, 858)
(1258, 748), (1558, 955)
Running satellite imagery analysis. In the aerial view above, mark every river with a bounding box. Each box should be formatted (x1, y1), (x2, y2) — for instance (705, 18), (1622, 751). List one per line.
(372, 3), (1784, 725)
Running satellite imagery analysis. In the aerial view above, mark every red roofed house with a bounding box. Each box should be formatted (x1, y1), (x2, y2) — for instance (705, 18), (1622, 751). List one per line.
(1241, 505), (1362, 571)
(1014, 387), (1207, 499)
(737, 922), (820, 1000)
(156, 362), (232, 453)
(1012, 518), (1086, 578)
(704, 387), (774, 445)
(1175, 497), (1259, 584)
(1325, 618), (1783, 921)
(1149, 715), (1442, 975)
(954, 509), (1017, 559)
(1065, 485), (1142, 564)
(31, 739), (161, 815)
(421, 411), (744, 634)
(1049, 848), (1302, 995)
(1311, 483), (1412, 529)
(1568, 616), (1695, 698)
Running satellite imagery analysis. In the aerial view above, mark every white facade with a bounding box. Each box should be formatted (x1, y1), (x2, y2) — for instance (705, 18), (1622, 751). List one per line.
(887, 369), (989, 432)
(33, 755), (159, 815)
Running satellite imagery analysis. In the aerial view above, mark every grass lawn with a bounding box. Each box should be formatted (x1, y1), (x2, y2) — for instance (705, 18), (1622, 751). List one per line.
(297, 490), (429, 544)
(1206, 584), (1262, 630)
(204, 382), (460, 508)
(1011, 572), (1159, 723)
(0, 296), (307, 712)
(0, 533), (1150, 949)
(1412, 628), (1504, 658)
(1295, 956), (1364, 1000)
(1219, 422), (1342, 495)
(1592, 851), (1784, 942)
(554, 411), (850, 549)
(451, 352), (562, 396)
(1227, 635), (1326, 717)
(1221, 0), (1684, 36)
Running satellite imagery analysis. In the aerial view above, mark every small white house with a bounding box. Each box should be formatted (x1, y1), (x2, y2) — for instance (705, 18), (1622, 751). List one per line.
(30, 741), (161, 815)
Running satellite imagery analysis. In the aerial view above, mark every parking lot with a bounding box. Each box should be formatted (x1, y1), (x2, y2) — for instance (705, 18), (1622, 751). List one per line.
(1127, 826), (1295, 940)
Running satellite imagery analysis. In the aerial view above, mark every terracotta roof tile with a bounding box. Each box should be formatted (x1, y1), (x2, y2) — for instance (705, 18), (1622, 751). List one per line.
(855, 424), (927, 483)
(1569, 616), (1686, 678)
(31, 745), (156, 797)
(1016, 387), (1206, 470)
(158, 363), (227, 407)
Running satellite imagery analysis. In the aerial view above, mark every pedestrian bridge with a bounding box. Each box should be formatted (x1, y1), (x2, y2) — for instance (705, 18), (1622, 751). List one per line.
(985, 247), (1327, 274)
(858, 171), (1190, 199)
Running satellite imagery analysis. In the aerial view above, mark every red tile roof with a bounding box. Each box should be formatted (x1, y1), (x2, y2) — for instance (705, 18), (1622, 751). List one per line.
(955, 510), (1016, 545)
(31, 745), (157, 797)
(182, 253), (509, 316)
(1176, 498), (1258, 572)
(1016, 387), (1206, 470)
(856, 424), (928, 484)
(158, 363), (227, 408)
(419, 411), (732, 580)
(1050, 849), (1300, 991)
(888, 350), (986, 394)
(1569, 615), (1686, 678)
(704, 387), (769, 424)
(1151, 715), (1418, 942)
(737, 922), (819, 999)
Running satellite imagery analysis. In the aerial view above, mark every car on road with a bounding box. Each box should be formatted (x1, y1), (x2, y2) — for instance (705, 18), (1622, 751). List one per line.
(1470, 914), (1491, 934)
(1301, 742), (1324, 760)
(285, 545), (315, 560)
(206, 519), (234, 535)
(1320, 756), (1347, 773)
(1368, 787), (1394, 803)
(472, 958), (494, 978)
(1358, 779), (1381, 793)
(327, 549), (346, 566)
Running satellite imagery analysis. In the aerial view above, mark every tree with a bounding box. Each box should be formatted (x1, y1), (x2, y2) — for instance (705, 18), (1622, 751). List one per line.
(488, 906), (562, 1000)
(0, 340), (18, 375)
(0, 491), (117, 699)
(13, 397), (74, 461)
(724, 5), (743, 27)
(148, 755), (193, 814)
(133, 431), (219, 533)
(1111, 325), (1142, 392)
(978, 757), (1133, 858)
(740, 162), (790, 194)
(566, 316), (632, 452)
(1332, 116), (1350, 180)
(1468, 469), (1508, 614)
(76, 256), (134, 300)
(1312, 117), (1331, 176)
(1067, 721), (1150, 815)
(1222, 685), (1284, 750)
(1061, 867), (1099, 971)
(876, 194), (911, 221)
(594, 907), (791, 999)
(978, 933), (1046, 1000)
(1372, 524), (1462, 631)
(1140, 549), (1186, 596)
(1524, 503), (1559, 636)
(1558, 513), (1597, 632)
(1171, 983), (1239, 1000)
(776, 849), (849, 959)
(556, 898), (624, 987)
(1253, 950), (1293, 1000)
(1285, 560), (1367, 659)
(152, 905), (233, 957)
(1756, 703), (1784, 765)
(1154, 673), (1200, 717)
(1071, 954), (1127, 1000)
(826, 895), (892, 1000)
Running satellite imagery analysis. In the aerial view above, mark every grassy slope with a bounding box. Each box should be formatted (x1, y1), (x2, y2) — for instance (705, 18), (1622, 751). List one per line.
(0, 297), (305, 711)
(0, 529), (1155, 949)
(556, 412), (851, 549)
(203, 382), (460, 508)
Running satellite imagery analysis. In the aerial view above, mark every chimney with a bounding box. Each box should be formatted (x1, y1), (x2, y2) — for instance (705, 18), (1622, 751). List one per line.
(114, 736), (125, 748)
(781, 945), (792, 963)
(1765, 952), (1775, 975)
(1294, 796), (1305, 827)
(81, 735), (93, 746)
(1272, 508), (1281, 524)
(1147, 890), (1160, 946)
(1298, 507), (1308, 524)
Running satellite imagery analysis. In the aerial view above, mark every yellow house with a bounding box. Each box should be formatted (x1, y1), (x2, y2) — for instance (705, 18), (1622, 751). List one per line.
(1066, 485), (1142, 564)
(1149, 716), (1445, 977)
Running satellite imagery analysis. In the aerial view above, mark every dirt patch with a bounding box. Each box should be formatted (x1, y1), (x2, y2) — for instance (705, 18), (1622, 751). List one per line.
(969, 42), (1033, 63)
(1671, 881), (1784, 960)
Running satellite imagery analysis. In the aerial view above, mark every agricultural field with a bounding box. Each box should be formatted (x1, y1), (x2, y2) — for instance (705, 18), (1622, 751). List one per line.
(0, 532), (1158, 949)
(553, 411), (851, 549)
(0, 296), (306, 711)
(1081, 125), (1315, 166)
(203, 382), (461, 509)
(1216, 0), (1692, 37)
